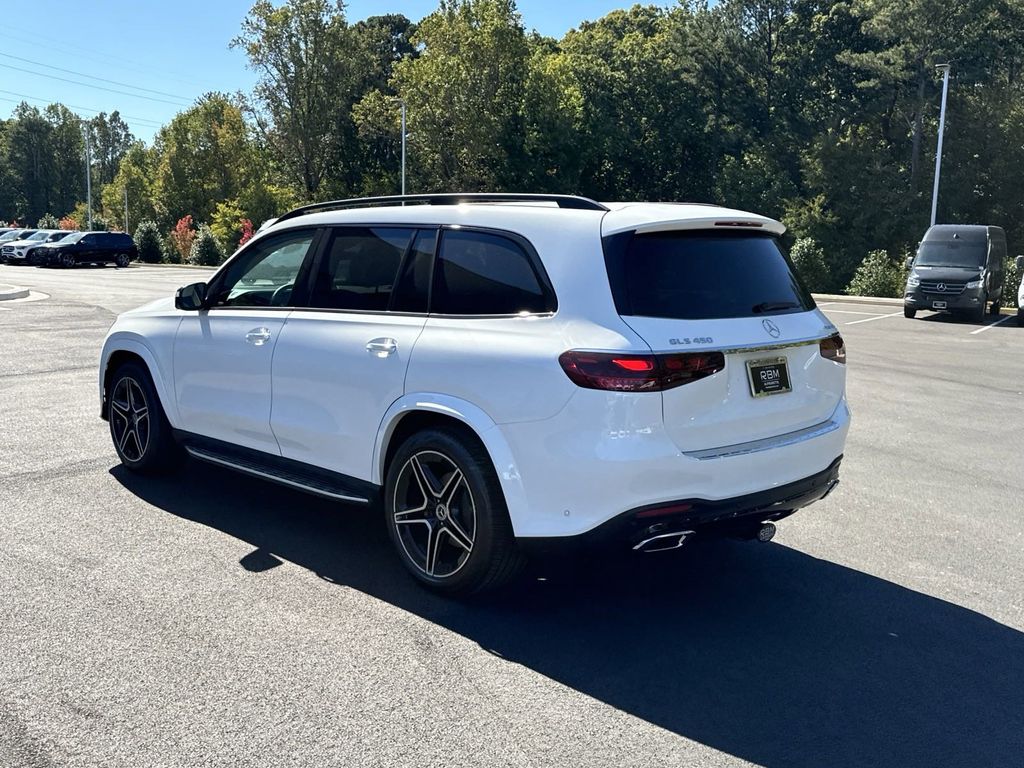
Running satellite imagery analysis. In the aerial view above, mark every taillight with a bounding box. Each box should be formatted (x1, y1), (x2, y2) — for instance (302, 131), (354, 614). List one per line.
(819, 333), (846, 364)
(558, 350), (725, 392)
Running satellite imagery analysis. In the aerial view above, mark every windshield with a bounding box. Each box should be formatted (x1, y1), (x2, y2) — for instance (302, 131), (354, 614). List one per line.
(916, 241), (986, 268)
(27, 231), (50, 241)
(1, 230), (31, 242)
(48, 231), (72, 242)
(59, 232), (86, 244)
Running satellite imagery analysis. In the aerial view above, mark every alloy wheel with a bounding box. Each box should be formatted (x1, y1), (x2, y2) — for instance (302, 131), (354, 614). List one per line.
(392, 450), (477, 578)
(110, 376), (150, 462)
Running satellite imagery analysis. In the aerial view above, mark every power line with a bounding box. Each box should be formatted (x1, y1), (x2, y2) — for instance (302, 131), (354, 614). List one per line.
(0, 21), (223, 93)
(0, 90), (164, 128)
(0, 62), (191, 107)
(0, 52), (191, 101)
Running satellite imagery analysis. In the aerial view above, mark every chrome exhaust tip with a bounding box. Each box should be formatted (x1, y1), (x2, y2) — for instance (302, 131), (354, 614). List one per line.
(633, 529), (695, 553)
(756, 522), (777, 543)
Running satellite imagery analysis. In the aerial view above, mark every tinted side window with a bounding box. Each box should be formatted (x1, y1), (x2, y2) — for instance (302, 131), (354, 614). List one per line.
(211, 230), (316, 308)
(308, 227), (414, 311)
(433, 230), (553, 315)
(390, 230), (435, 313)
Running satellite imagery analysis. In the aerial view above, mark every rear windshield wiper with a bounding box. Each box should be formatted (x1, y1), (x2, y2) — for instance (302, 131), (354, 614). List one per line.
(751, 301), (800, 313)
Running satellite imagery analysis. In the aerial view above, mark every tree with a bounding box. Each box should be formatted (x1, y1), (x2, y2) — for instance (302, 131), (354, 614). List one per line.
(37, 213), (59, 229)
(152, 94), (251, 224)
(233, 0), (353, 197)
(169, 215), (196, 263)
(190, 225), (226, 266)
(88, 112), (135, 185)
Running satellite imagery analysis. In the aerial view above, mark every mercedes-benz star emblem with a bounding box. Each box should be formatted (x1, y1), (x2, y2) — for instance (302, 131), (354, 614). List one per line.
(762, 319), (781, 339)
(937, 283), (946, 292)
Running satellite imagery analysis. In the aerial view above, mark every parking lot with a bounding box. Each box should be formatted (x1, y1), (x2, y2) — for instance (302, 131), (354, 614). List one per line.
(1, 265), (1022, 767)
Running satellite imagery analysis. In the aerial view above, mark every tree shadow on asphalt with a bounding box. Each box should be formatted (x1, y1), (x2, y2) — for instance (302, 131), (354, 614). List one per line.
(111, 462), (1024, 768)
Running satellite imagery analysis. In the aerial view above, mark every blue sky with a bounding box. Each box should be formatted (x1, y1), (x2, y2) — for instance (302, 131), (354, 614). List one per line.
(1, 0), (673, 143)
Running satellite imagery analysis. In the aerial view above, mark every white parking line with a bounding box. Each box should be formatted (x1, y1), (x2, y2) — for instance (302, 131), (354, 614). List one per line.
(844, 310), (904, 326)
(816, 302), (836, 307)
(824, 308), (893, 316)
(969, 315), (1015, 335)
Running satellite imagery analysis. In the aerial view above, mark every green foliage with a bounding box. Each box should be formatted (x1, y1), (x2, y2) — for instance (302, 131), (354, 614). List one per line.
(789, 238), (829, 294)
(134, 220), (162, 264)
(1004, 255), (1021, 310)
(846, 249), (907, 298)
(210, 198), (246, 254)
(160, 233), (181, 264)
(189, 225), (225, 266)
(36, 213), (59, 229)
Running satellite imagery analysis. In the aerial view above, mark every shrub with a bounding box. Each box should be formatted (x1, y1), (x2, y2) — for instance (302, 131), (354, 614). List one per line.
(37, 213), (59, 229)
(58, 216), (79, 231)
(189, 225), (225, 266)
(789, 238), (829, 294)
(170, 215), (196, 263)
(91, 215), (110, 232)
(846, 249), (906, 298)
(239, 218), (254, 248)
(134, 220), (163, 264)
(160, 233), (181, 264)
(1004, 255), (1021, 309)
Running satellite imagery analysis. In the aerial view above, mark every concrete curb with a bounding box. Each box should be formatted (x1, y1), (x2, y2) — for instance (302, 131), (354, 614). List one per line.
(812, 293), (902, 306)
(0, 284), (29, 301)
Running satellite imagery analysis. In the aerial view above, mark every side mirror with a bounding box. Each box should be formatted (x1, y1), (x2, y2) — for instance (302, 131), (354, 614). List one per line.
(175, 281), (208, 311)
(1016, 255), (1023, 270)
(905, 256), (914, 270)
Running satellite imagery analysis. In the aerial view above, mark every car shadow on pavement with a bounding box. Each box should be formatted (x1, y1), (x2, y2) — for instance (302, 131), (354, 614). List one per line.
(111, 462), (1024, 768)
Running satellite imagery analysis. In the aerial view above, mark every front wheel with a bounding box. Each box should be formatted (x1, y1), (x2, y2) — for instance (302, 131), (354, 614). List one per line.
(108, 362), (183, 473)
(384, 427), (524, 596)
(989, 300), (1000, 316)
(904, 306), (917, 319)
(60, 253), (75, 268)
(114, 253), (130, 268)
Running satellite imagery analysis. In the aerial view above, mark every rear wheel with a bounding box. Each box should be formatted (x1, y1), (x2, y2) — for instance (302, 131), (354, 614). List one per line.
(1018, 307), (1024, 327)
(114, 253), (130, 268)
(903, 306), (916, 319)
(60, 252), (75, 268)
(384, 427), (523, 596)
(108, 362), (183, 473)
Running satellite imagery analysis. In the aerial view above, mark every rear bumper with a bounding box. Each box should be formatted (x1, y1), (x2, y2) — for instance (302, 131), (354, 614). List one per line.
(520, 456), (841, 554)
(498, 393), (850, 538)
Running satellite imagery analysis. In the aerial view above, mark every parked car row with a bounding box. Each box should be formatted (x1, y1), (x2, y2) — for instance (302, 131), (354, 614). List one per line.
(0, 228), (137, 268)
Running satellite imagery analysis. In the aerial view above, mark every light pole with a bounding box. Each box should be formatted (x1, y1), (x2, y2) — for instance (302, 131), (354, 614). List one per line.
(930, 63), (951, 227)
(394, 97), (407, 196)
(81, 123), (93, 230)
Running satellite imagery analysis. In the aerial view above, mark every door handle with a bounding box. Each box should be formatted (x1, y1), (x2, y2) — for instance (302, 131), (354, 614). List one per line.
(366, 337), (398, 358)
(245, 327), (273, 346)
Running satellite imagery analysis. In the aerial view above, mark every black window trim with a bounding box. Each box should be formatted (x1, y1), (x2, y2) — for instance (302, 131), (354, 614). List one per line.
(205, 225), (326, 312)
(429, 224), (558, 319)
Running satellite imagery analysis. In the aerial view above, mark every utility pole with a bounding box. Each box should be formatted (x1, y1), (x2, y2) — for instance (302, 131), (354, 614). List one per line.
(930, 64), (951, 228)
(82, 124), (93, 230)
(124, 186), (129, 233)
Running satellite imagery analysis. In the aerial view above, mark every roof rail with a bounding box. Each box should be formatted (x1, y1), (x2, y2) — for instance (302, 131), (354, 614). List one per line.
(275, 193), (609, 223)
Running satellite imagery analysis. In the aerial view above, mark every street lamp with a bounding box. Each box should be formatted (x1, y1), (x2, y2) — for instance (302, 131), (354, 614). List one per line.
(392, 97), (407, 196)
(930, 63), (951, 227)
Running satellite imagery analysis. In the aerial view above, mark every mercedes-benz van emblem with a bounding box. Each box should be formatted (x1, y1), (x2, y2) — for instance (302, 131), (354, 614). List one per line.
(936, 283), (946, 292)
(762, 319), (781, 338)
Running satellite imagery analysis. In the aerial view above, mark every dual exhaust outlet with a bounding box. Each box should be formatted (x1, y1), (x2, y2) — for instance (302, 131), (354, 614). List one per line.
(632, 522), (777, 553)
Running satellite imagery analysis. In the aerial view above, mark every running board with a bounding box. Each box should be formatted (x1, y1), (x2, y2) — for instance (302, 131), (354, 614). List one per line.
(184, 445), (372, 505)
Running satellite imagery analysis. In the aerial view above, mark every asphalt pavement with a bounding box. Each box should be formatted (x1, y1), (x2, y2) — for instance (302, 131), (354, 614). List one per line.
(1, 264), (1022, 767)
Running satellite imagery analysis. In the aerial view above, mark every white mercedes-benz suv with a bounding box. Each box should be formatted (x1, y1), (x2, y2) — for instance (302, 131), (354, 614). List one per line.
(99, 194), (849, 594)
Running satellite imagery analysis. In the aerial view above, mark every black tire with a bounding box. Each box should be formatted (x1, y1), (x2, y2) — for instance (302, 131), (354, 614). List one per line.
(971, 295), (987, 323)
(108, 362), (183, 474)
(60, 252), (76, 269)
(903, 306), (916, 319)
(989, 300), (1000, 316)
(114, 253), (130, 268)
(1018, 308), (1024, 327)
(384, 427), (524, 596)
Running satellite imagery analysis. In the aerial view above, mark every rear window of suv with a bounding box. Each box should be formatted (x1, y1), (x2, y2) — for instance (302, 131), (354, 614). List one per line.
(607, 231), (815, 320)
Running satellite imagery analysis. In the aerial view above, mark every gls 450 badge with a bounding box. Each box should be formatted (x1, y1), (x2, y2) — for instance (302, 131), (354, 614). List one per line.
(669, 336), (714, 345)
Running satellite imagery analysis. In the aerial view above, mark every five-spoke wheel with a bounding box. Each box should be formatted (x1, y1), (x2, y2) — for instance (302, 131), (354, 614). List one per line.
(110, 376), (150, 463)
(384, 428), (523, 595)
(107, 362), (183, 473)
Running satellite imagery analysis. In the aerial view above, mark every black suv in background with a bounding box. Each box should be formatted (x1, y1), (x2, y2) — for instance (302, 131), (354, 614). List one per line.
(36, 232), (138, 268)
